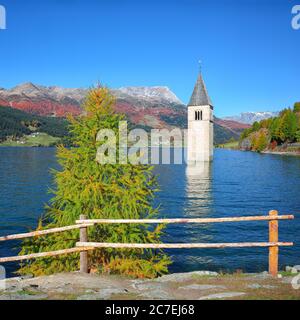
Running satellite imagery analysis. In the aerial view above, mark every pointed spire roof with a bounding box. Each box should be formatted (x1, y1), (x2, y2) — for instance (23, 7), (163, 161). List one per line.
(188, 73), (213, 107)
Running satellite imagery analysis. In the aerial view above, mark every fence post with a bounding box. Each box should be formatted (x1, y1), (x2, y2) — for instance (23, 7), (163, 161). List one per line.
(269, 210), (279, 277)
(79, 214), (88, 273)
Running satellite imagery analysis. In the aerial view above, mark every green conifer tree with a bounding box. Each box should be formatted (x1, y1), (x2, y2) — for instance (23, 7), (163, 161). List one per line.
(19, 87), (171, 278)
(294, 102), (300, 113)
(280, 109), (297, 142)
(254, 130), (268, 152)
(270, 117), (281, 142)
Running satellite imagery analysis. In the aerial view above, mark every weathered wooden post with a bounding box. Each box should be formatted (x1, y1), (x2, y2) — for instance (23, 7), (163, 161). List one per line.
(79, 214), (88, 273)
(269, 210), (279, 277)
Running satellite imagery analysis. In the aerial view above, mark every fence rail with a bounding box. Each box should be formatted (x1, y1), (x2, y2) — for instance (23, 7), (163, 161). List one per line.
(76, 241), (293, 249)
(0, 210), (295, 277)
(0, 247), (94, 263)
(0, 223), (94, 242)
(75, 215), (294, 225)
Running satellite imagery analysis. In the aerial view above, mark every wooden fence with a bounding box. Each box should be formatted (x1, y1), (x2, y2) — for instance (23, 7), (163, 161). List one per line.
(0, 210), (294, 277)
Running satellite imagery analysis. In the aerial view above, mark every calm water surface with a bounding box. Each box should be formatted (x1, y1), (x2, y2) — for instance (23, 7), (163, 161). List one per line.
(0, 147), (299, 276)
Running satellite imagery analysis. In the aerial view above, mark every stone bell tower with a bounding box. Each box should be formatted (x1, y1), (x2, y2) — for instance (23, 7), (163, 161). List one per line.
(187, 72), (214, 163)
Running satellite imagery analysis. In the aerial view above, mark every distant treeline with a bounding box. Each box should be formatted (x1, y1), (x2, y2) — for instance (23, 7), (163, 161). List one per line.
(240, 102), (300, 152)
(0, 106), (69, 142)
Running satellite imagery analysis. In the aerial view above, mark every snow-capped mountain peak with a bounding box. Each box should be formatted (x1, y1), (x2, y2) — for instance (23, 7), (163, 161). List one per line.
(223, 111), (279, 124)
(117, 86), (183, 105)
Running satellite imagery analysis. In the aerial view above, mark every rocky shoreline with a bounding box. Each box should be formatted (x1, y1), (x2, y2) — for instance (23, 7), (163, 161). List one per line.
(219, 145), (300, 157)
(261, 150), (300, 156)
(1, 269), (300, 300)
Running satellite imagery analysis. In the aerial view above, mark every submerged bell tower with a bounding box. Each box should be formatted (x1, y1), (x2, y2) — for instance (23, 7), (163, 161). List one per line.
(187, 72), (214, 163)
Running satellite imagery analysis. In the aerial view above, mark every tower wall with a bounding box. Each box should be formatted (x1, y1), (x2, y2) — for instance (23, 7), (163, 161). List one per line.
(187, 105), (213, 163)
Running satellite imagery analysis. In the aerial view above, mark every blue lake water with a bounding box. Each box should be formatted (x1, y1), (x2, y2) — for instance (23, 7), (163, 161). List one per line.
(0, 147), (299, 276)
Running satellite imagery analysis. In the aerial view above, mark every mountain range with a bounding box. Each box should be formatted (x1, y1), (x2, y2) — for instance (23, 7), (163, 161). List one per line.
(223, 111), (279, 124)
(0, 82), (250, 144)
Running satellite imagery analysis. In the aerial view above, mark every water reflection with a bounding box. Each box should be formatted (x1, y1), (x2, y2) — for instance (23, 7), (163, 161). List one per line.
(185, 162), (212, 217)
(184, 162), (213, 243)
(161, 162), (214, 273)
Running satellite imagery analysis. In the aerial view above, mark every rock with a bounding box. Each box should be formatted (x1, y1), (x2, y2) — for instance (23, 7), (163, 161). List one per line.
(5, 275), (34, 282)
(247, 284), (276, 289)
(77, 295), (94, 301)
(3, 292), (48, 300)
(277, 274), (283, 279)
(286, 266), (293, 272)
(134, 282), (165, 291)
(85, 289), (97, 294)
(77, 288), (125, 300)
(240, 137), (251, 150)
(178, 284), (226, 291)
(263, 285), (277, 289)
(2, 270), (298, 300)
(247, 284), (261, 289)
(291, 268), (298, 275)
(157, 271), (218, 283)
(139, 289), (171, 300)
(293, 265), (300, 272)
(199, 292), (246, 300)
(98, 288), (128, 299)
(281, 276), (296, 284)
(248, 272), (271, 280)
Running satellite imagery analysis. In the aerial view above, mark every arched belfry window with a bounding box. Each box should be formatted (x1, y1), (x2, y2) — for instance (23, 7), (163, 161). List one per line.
(195, 110), (203, 121)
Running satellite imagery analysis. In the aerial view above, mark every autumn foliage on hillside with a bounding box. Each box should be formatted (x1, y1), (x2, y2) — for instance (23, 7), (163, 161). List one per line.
(240, 102), (300, 152)
(0, 99), (82, 117)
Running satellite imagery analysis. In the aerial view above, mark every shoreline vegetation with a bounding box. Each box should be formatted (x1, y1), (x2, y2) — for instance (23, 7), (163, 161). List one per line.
(0, 105), (69, 147)
(217, 140), (300, 156)
(0, 132), (61, 147)
(218, 102), (300, 157)
(238, 103), (300, 154)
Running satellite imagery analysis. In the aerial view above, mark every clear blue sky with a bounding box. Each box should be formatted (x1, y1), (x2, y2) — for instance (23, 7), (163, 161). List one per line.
(0, 0), (299, 117)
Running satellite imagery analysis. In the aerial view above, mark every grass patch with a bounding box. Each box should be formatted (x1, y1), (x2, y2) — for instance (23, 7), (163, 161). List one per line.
(217, 141), (239, 149)
(279, 271), (296, 277)
(0, 133), (61, 147)
(16, 288), (41, 296)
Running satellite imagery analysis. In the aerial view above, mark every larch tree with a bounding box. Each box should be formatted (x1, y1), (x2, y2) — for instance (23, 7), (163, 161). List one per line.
(19, 87), (171, 278)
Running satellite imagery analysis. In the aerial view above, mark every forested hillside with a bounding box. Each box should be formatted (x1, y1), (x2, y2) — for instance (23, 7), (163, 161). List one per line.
(0, 83), (249, 145)
(0, 106), (69, 142)
(240, 102), (300, 152)
(0, 104), (244, 146)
